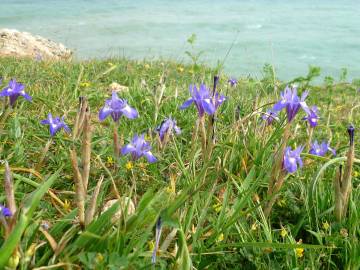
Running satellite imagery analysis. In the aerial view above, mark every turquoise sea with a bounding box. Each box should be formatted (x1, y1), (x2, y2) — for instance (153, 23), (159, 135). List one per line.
(1, 0), (360, 80)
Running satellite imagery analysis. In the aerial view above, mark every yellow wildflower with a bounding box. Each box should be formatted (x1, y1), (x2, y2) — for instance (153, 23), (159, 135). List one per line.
(80, 82), (91, 87)
(213, 203), (222, 213)
(106, 156), (114, 167)
(96, 253), (104, 263)
(63, 199), (71, 212)
(295, 247), (304, 258)
(125, 161), (133, 170)
(295, 239), (304, 258)
(216, 233), (224, 243)
(177, 66), (184, 73)
(322, 221), (330, 231)
(251, 223), (258, 231)
(280, 227), (288, 238)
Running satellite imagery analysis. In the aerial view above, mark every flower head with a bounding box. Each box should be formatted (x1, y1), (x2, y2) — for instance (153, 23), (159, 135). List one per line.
(214, 92), (227, 109)
(273, 86), (310, 122)
(262, 109), (279, 125)
(156, 117), (181, 142)
(303, 106), (319, 127)
(283, 146), (304, 173)
(152, 217), (163, 264)
(40, 113), (71, 136)
(180, 84), (215, 117)
(228, 78), (237, 87)
(348, 125), (355, 146)
(121, 134), (157, 163)
(309, 140), (336, 156)
(0, 79), (32, 106)
(99, 91), (138, 122)
(0, 204), (12, 217)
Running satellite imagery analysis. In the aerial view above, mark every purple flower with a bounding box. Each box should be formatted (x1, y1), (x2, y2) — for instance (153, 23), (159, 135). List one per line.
(214, 92), (227, 109)
(283, 146), (304, 173)
(273, 86), (310, 122)
(41, 113), (71, 136)
(151, 217), (163, 264)
(180, 84), (216, 117)
(121, 134), (157, 163)
(309, 140), (336, 157)
(99, 91), (138, 122)
(0, 205), (12, 217)
(156, 117), (181, 142)
(0, 79), (32, 106)
(303, 106), (319, 127)
(348, 125), (355, 146)
(262, 109), (279, 125)
(228, 78), (237, 87)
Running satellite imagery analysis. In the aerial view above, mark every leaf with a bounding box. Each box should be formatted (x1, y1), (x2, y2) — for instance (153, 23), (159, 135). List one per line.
(0, 168), (61, 267)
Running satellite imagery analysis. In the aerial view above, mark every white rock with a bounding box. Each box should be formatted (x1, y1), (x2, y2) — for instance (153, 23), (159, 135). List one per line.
(0, 28), (72, 60)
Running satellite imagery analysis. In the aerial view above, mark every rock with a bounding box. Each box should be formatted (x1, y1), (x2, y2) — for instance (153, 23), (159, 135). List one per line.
(102, 197), (135, 222)
(0, 28), (72, 60)
(109, 82), (129, 93)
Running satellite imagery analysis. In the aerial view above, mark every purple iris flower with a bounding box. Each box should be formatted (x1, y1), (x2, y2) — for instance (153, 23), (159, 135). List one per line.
(303, 106), (319, 127)
(180, 84), (216, 117)
(121, 134), (157, 163)
(348, 125), (355, 146)
(151, 217), (163, 264)
(0, 205), (12, 217)
(40, 113), (71, 136)
(0, 79), (32, 106)
(214, 92), (227, 109)
(262, 109), (279, 125)
(228, 78), (237, 87)
(309, 140), (336, 157)
(283, 146), (304, 173)
(156, 117), (181, 142)
(99, 91), (138, 122)
(272, 86), (310, 122)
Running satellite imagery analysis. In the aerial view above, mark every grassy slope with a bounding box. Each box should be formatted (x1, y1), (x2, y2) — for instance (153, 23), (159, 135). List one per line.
(0, 57), (360, 269)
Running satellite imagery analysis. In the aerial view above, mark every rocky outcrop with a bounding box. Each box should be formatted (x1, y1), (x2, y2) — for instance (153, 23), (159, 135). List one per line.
(0, 28), (72, 60)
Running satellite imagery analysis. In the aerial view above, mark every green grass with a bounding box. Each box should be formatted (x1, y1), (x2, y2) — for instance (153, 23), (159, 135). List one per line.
(0, 57), (360, 269)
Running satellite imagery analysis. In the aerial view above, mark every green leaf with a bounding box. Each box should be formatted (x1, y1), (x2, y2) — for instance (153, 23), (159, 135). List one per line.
(0, 168), (61, 267)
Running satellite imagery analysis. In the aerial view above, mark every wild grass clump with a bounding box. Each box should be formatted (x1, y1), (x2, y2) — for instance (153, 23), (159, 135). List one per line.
(0, 57), (360, 269)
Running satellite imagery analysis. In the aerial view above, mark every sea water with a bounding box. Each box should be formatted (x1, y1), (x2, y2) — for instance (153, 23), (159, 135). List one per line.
(1, 0), (360, 80)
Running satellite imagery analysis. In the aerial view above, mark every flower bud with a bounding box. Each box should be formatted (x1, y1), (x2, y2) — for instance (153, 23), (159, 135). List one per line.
(348, 125), (355, 146)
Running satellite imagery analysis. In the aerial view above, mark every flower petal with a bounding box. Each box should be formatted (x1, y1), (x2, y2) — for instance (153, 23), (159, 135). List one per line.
(144, 151), (157, 163)
(201, 99), (215, 115)
(99, 106), (113, 121)
(180, 98), (194, 110)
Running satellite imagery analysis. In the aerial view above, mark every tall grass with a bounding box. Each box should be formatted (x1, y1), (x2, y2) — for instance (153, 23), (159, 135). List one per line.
(0, 57), (359, 269)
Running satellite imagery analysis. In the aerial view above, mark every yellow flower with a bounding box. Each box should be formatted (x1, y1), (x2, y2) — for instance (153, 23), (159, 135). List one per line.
(212, 203), (222, 213)
(177, 66), (184, 73)
(216, 233), (224, 243)
(295, 239), (304, 258)
(295, 247), (304, 258)
(80, 82), (91, 87)
(322, 221), (330, 231)
(96, 253), (104, 263)
(251, 223), (258, 231)
(106, 156), (114, 167)
(125, 161), (133, 170)
(280, 227), (287, 238)
(63, 199), (71, 212)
